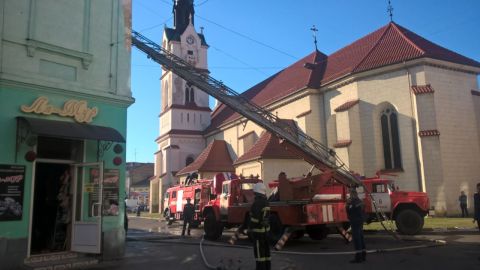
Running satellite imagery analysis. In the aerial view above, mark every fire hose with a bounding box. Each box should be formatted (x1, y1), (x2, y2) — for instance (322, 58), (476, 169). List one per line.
(196, 234), (446, 269)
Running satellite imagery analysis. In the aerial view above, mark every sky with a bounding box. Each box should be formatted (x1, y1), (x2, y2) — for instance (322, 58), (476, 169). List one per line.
(128, 0), (480, 163)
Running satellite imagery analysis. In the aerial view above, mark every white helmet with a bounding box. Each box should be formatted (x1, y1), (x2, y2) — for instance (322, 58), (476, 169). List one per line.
(253, 182), (266, 195)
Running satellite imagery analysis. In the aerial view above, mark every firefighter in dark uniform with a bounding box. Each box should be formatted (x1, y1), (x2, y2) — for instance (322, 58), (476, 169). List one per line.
(249, 182), (271, 270)
(346, 188), (366, 263)
(182, 197), (195, 236)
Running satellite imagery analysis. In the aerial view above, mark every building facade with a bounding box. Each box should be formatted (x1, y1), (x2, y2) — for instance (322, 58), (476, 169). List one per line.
(150, 0), (211, 213)
(0, 1), (132, 268)
(150, 2), (480, 217)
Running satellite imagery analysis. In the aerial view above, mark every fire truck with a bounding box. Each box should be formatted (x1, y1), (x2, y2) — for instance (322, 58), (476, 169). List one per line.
(130, 31), (430, 241)
(163, 179), (212, 225)
(163, 173), (237, 225)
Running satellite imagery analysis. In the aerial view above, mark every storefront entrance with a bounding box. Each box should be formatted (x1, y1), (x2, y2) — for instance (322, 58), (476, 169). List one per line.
(29, 136), (104, 256)
(31, 163), (72, 254)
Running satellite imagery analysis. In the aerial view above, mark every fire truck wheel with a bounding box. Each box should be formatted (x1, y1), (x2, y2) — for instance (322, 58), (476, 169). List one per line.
(204, 211), (223, 240)
(395, 209), (424, 235)
(306, 224), (329, 240)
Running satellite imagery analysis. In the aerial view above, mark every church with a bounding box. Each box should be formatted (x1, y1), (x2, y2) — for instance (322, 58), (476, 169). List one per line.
(149, 0), (480, 216)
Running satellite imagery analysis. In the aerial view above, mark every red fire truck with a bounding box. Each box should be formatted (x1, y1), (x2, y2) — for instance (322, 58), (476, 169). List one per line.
(163, 173), (235, 225)
(202, 172), (429, 241)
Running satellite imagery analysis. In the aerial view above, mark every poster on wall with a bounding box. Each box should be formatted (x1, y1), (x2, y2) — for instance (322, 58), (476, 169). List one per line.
(89, 168), (120, 216)
(0, 165), (25, 221)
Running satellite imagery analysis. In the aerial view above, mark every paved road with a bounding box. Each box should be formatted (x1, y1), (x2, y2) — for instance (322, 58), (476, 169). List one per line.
(89, 216), (480, 270)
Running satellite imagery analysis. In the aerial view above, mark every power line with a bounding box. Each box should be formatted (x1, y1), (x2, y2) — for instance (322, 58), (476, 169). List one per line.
(196, 15), (298, 60)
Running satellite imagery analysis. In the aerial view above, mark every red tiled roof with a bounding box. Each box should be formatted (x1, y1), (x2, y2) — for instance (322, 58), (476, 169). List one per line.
(333, 140), (352, 148)
(208, 22), (480, 133)
(176, 140), (234, 176)
(234, 124), (300, 165)
(205, 51), (327, 134)
(418, 129), (440, 137)
(411, 84), (435, 95)
(334, 100), (360, 112)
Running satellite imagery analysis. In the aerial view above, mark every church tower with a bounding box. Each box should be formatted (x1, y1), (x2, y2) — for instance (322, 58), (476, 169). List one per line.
(153, 0), (210, 212)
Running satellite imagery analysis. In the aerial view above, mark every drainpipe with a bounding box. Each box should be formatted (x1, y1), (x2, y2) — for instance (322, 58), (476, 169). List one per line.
(405, 63), (425, 192)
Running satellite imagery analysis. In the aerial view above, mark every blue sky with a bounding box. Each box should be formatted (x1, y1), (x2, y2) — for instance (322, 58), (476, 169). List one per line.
(128, 0), (480, 163)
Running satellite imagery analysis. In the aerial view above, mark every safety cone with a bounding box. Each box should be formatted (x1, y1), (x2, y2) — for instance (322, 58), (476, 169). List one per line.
(274, 228), (291, 251)
(337, 226), (352, 243)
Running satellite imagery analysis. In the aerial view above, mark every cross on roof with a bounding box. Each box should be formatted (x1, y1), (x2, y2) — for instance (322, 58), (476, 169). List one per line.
(310, 25), (318, 51)
(387, 0), (394, 22)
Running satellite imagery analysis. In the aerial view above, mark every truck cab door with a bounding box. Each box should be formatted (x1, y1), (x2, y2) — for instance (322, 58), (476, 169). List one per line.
(220, 181), (230, 216)
(371, 183), (392, 213)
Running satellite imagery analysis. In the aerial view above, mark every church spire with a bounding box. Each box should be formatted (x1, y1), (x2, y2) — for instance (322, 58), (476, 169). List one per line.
(173, 0), (195, 33)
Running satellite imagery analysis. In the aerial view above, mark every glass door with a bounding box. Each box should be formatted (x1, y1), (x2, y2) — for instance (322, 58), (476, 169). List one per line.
(71, 162), (103, 253)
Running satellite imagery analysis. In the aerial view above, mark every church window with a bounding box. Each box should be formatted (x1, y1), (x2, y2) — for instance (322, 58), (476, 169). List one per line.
(241, 132), (258, 153)
(188, 50), (193, 55)
(185, 83), (195, 104)
(186, 156), (194, 166)
(181, 113), (183, 123)
(187, 113), (190, 122)
(380, 107), (402, 170)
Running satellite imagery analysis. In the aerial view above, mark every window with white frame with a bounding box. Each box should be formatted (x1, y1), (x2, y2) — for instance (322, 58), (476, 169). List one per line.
(380, 107), (402, 170)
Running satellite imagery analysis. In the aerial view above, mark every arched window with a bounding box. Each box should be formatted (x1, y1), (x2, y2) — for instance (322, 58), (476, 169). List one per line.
(190, 87), (195, 104)
(186, 156), (194, 166)
(185, 83), (196, 105)
(380, 107), (402, 169)
(185, 84), (190, 103)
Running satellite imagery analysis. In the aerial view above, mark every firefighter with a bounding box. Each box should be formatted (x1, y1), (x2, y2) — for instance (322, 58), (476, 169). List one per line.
(182, 197), (195, 236)
(346, 188), (366, 263)
(249, 182), (271, 270)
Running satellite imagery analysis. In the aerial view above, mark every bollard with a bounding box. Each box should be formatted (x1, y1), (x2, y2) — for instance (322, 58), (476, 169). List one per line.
(274, 228), (291, 251)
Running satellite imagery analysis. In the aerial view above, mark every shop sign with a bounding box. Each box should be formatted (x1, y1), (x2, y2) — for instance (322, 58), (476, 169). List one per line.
(20, 96), (98, 123)
(0, 165), (25, 221)
(89, 169), (120, 216)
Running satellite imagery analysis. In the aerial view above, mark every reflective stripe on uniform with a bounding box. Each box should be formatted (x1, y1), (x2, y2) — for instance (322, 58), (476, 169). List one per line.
(251, 226), (270, 233)
(255, 257), (271, 262)
(250, 217), (260, 223)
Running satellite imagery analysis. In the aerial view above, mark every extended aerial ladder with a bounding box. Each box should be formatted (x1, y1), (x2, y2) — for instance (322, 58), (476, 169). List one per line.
(131, 30), (361, 188)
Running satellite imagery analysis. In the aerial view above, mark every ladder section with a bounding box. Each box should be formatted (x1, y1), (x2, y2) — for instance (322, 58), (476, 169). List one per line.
(131, 30), (360, 187)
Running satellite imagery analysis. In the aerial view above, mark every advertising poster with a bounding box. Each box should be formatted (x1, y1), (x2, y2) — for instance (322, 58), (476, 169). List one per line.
(0, 165), (25, 221)
(89, 168), (120, 216)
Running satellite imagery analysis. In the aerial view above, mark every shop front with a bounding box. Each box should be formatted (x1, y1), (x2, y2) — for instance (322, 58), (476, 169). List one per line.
(0, 89), (130, 269)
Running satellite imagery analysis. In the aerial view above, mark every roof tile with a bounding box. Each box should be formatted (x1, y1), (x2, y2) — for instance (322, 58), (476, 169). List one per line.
(411, 84), (435, 95)
(176, 140), (234, 175)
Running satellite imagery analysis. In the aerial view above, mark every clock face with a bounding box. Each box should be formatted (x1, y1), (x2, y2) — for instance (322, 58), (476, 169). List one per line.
(186, 35), (195, 45)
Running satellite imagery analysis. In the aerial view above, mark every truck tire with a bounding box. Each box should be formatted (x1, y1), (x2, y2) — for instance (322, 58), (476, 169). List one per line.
(306, 224), (329, 240)
(164, 209), (173, 225)
(395, 209), (424, 235)
(204, 211), (223, 240)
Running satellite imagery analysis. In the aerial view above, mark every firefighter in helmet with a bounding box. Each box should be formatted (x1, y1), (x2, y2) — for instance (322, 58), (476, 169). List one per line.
(249, 182), (271, 270)
(182, 197), (195, 236)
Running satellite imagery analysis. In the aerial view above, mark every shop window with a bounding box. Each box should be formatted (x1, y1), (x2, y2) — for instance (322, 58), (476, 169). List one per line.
(380, 107), (402, 170)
